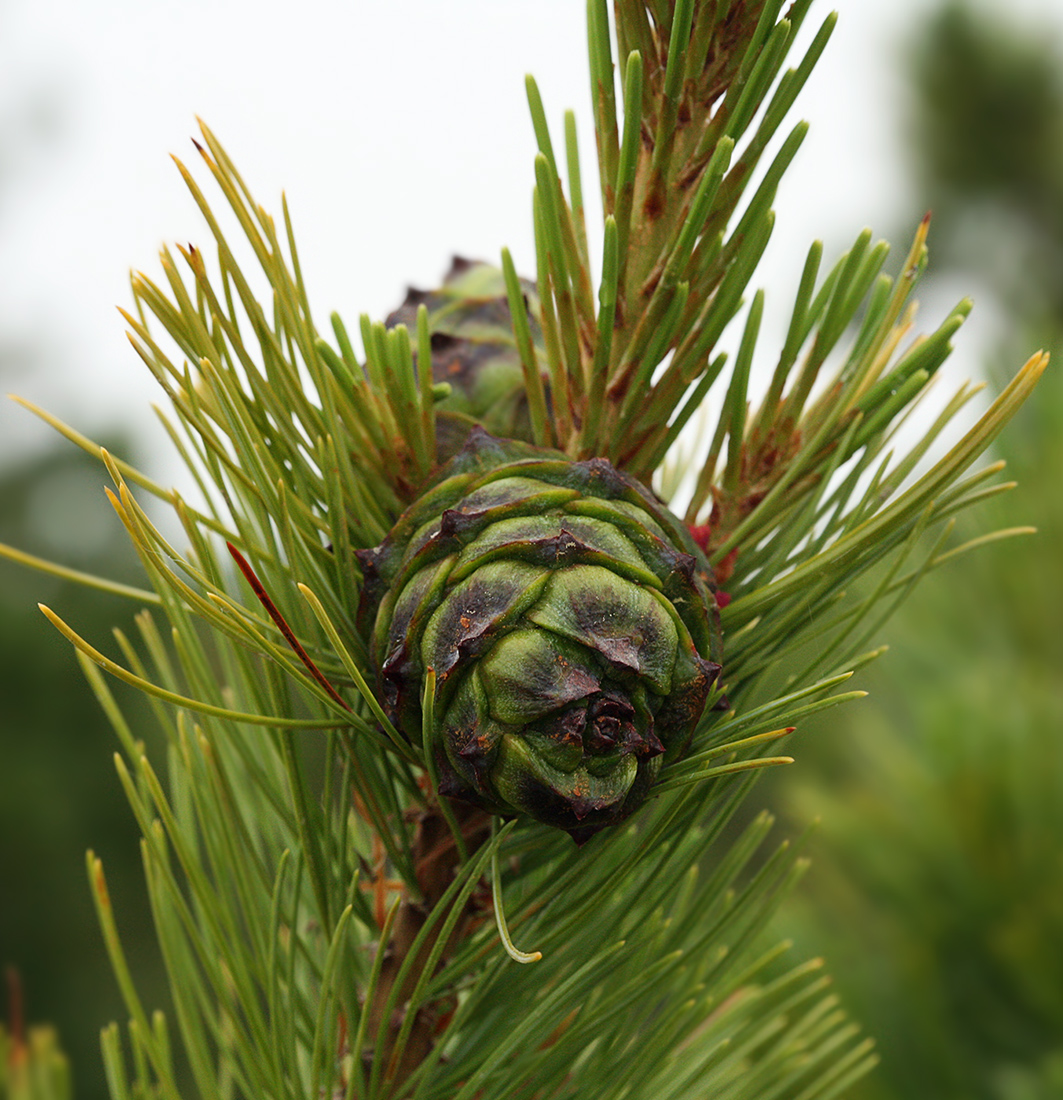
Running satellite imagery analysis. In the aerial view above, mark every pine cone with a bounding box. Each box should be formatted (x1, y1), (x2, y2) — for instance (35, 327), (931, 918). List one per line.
(358, 430), (723, 841)
(386, 257), (546, 461)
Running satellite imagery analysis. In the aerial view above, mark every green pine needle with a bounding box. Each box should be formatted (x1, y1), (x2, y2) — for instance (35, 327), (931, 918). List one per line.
(7, 5), (1050, 1100)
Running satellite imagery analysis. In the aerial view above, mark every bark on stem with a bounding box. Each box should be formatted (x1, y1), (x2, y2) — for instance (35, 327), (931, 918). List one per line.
(364, 800), (494, 1090)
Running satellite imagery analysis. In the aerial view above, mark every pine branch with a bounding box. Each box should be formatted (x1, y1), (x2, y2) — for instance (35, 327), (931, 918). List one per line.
(4, 3), (1050, 1099)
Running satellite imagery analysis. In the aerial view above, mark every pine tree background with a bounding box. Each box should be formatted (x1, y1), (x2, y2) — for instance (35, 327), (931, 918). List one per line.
(0, 96), (166, 1100)
(768, 4), (1063, 1098)
(0, 3), (1059, 1099)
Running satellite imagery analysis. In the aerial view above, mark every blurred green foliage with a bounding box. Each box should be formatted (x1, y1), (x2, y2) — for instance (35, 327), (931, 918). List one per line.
(771, 5), (1063, 1098)
(908, 0), (1063, 324)
(1, 981), (72, 1100)
(0, 50), (166, 1100)
(0, 441), (164, 1100)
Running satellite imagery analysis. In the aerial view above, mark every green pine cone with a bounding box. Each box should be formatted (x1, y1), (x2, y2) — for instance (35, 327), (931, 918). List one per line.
(357, 430), (723, 841)
(386, 257), (546, 460)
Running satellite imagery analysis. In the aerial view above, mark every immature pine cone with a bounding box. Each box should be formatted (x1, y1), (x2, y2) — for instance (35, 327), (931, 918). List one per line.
(358, 431), (723, 841)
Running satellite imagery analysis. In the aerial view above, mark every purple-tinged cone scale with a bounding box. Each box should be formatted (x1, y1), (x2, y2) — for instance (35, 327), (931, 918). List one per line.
(357, 430), (724, 842)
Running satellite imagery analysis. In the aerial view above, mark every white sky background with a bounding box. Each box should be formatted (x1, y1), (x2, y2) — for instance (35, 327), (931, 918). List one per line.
(2, 0), (1061, 489)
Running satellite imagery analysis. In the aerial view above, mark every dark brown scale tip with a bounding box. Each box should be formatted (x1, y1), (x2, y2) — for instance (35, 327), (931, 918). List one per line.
(454, 733), (500, 793)
(435, 758), (470, 800)
(555, 716), (587, 755)
(354, 544), (382, 575)
(660, 541), (704, 594)
(567, 791), (615, 822)
(447, 255), (479, 278)
(516, 773), (612, 827)
(573, 457), (631, 499)
(438, 508), (483, 540)
(354, 545), (390, 632)
(379, 641), (413, 709)
(461, 526), (599, 573)
(673, 550), (699, 585)
(552, 528), (591, 563)
(585, 693), (662, 759)
(398, 286), (433, 314)
(585, 634), (641, 676)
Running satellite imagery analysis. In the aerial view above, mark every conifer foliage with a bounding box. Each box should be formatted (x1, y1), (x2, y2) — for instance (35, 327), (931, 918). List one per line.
(2, 2), (1047, 1098)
